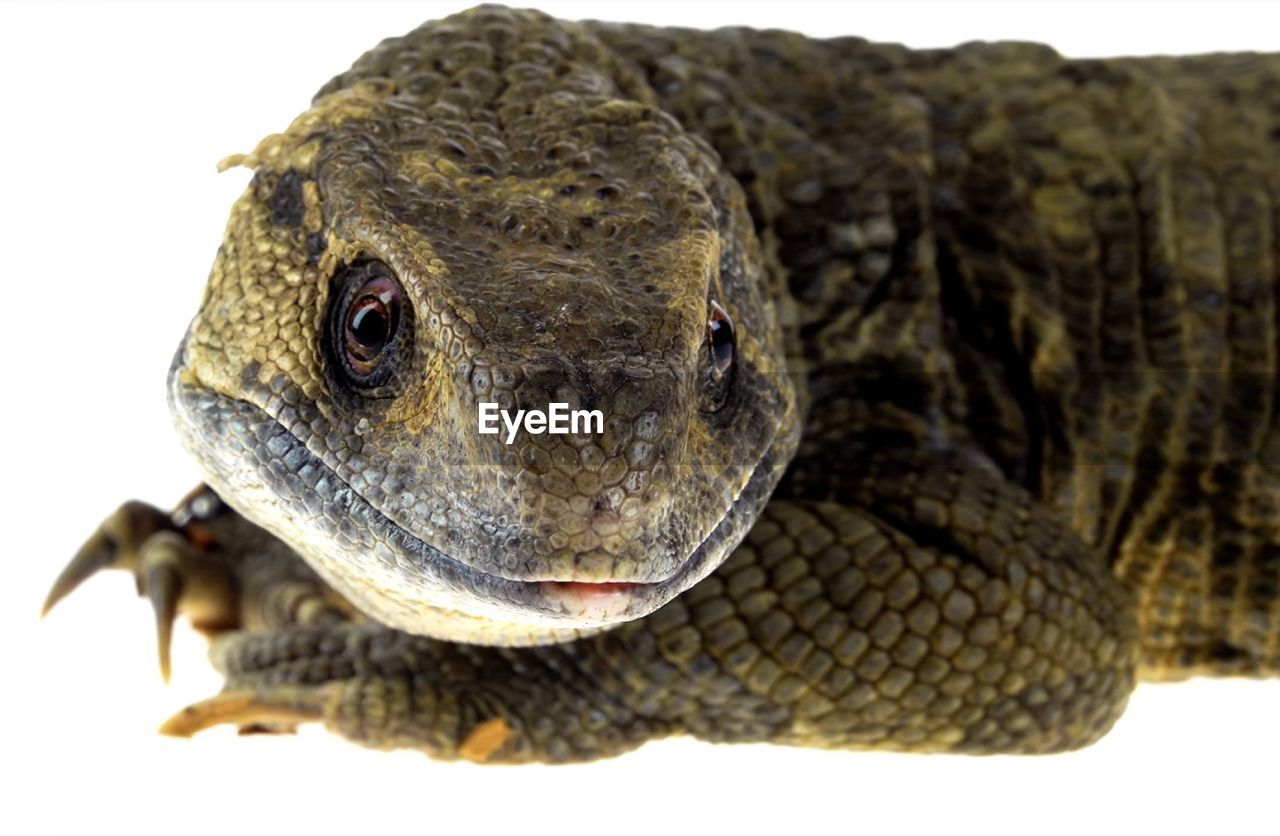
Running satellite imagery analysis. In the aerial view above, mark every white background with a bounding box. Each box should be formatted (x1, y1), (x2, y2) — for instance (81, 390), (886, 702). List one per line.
(2, 3), (1279, 835)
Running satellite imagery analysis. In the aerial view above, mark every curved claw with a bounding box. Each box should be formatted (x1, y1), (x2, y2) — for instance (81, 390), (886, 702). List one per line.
(42, 530), (118, 617)
(42, 501), (174, 617)
(159, 687), (335, 738)
(146, 561), (182, 683)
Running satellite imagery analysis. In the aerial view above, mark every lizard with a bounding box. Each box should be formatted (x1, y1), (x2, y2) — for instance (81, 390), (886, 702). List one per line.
(43, 4), (1280, 763)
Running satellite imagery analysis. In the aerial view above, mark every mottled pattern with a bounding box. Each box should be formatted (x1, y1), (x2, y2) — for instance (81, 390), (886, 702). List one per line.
(49, 5), (1280, 761)
(167, 7), (797, 641)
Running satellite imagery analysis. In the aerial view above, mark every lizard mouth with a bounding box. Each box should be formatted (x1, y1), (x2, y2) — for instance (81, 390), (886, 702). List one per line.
(552, 581), (642, 594)
(335, 434), (763, 626)
(167, 352), (788, 639)
(538, 580), (651, 620)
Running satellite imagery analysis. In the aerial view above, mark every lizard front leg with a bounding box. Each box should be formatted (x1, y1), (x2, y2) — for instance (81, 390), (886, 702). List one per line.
(162, 623), (675, 763)
(152, 448), (1139, 761)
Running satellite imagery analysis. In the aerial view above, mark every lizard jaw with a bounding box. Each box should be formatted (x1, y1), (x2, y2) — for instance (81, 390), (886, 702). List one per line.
(168, 351), (793, 642)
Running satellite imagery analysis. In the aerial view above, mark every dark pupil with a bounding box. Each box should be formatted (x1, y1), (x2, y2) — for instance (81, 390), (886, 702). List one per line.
(710, 321), (733, 364)
(347, 297), (390, 358)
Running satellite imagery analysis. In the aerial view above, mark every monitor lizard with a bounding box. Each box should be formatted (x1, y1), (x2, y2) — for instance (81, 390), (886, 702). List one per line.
(44, 4), (1280, 763)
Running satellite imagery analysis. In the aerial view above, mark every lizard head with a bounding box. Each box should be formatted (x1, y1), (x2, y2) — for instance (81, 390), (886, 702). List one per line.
(168, 9), (799, 643)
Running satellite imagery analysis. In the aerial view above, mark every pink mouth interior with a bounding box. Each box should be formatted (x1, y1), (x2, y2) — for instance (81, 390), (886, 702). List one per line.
(551, 581), (642, 596)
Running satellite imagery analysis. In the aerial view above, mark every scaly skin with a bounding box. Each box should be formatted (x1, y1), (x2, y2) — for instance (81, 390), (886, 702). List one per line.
(46, 6), (1280, 761)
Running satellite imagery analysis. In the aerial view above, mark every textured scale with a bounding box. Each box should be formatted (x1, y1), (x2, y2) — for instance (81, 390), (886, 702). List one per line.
(48, 5), (1280, 762)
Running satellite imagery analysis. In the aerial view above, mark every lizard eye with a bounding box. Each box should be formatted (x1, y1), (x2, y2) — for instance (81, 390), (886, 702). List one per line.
(707, 300), (735, 379)
(345, 278), (398, 369)
(700, 300), (735, 413)
(329, 260), (410, 392)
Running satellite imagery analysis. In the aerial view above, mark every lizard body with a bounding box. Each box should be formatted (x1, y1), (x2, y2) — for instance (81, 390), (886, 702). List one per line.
(47, 5), (1280, 761)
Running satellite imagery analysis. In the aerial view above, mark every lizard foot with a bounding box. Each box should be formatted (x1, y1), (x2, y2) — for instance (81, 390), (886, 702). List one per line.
(158, 680), (513, 760)
(43, 494), (239, 681)
(160, 687), (335, 738)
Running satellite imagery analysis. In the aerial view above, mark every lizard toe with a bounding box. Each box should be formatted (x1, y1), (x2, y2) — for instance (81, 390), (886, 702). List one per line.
(44, 499), (240, 682)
